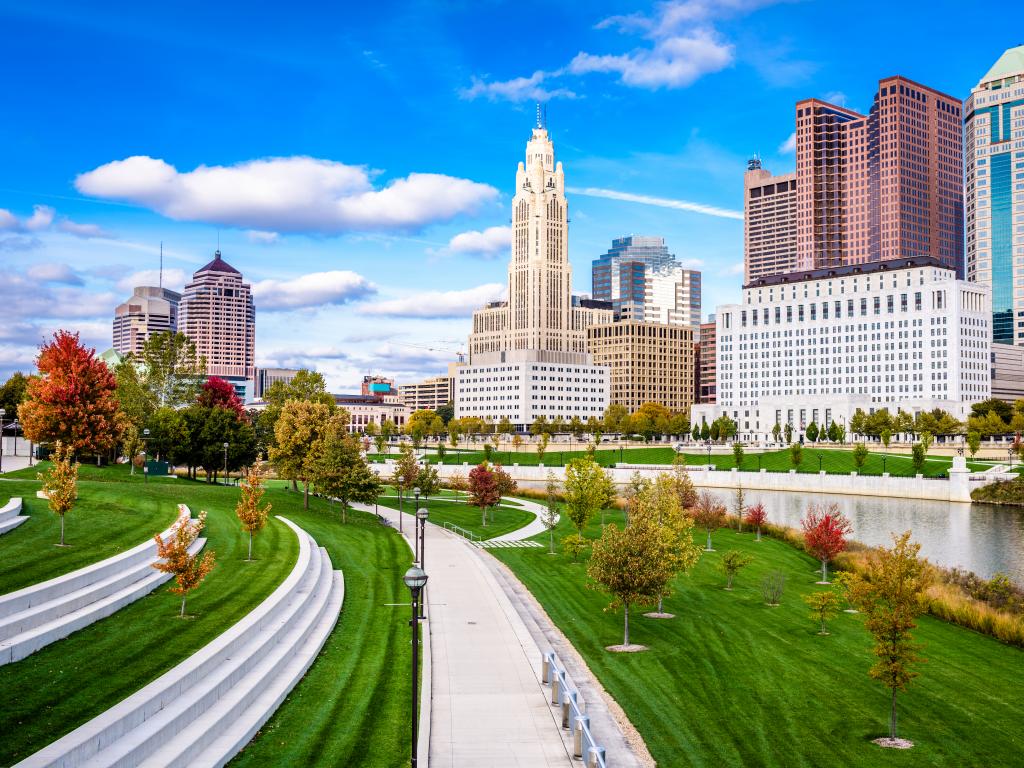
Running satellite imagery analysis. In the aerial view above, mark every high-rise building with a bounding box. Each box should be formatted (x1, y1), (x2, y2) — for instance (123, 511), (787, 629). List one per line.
(254, 367), (301, 399)
(795, 76), (963, 275)
(587, 321), (695, 414)
(744, 159), (798, 282)
(965, 45), (1024, 346)
(691, 258), (991, 441)
(698, 317), (717, 404)
(112, 286), (181, 356)
(179, 250), (255, 386)
(591, 235), (701, 326)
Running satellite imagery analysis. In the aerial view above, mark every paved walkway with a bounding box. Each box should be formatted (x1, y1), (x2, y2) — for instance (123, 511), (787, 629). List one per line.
(357, 501), (573, 767)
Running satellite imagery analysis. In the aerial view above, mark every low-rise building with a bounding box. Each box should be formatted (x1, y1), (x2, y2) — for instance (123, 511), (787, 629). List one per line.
(692, 257), (991, 441)
(399, 362), (463, 412)
(334, 394), (409, 434)
(586, 320), (695, 414)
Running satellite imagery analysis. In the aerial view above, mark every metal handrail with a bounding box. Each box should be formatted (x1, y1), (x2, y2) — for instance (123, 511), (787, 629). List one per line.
(442, 521), (480, 541)
(542, 650), (607, 768)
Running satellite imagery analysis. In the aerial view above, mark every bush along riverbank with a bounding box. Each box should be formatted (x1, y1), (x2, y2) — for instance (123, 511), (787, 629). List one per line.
(971, 476), (1024, 506)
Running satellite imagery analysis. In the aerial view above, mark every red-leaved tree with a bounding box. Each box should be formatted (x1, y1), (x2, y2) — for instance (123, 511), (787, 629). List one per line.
(468, 463), (500, 527)
(745, 503), (768, 542)
(20, 330), (121, 455)
(198, 377), (246, 420)
(801, 503), (853, 583)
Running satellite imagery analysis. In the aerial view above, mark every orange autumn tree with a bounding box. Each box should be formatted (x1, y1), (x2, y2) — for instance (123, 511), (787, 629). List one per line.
(38, 441), (78, 546)
(21, 330), (121, 456)
(153, 512), (216, 617)
(236, 462), (272, 561)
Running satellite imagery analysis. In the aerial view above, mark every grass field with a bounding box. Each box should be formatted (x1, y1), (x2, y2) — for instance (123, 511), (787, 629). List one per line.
(491, 507), (1024, 767)
(0, 469), (413, 768)
(375, 495), (534, 539)
(370, 446), (1003, 478)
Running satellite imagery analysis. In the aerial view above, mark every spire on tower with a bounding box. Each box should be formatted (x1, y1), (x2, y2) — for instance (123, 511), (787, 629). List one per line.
(536, 102), (542, 129)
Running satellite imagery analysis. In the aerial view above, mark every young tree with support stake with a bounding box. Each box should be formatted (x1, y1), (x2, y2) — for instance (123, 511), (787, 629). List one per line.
(39, 441), (77, 547)
(691, 491), (725, 551)
(316, 429), (382, 524)
(803, 589), (841, 635)
(744, 502), (767, 541)
(468, 463), (500, 526)
(152, 512), (215, 618)
(849, 532), (930, 748)
(542, 471), (560, 554)
(236, 461), (271, 560)
(801, 503), (853, 583)
(391, 444), (420, 520)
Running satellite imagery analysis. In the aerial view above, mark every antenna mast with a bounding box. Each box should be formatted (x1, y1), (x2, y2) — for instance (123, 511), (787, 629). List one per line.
(159, 241), (163, 289)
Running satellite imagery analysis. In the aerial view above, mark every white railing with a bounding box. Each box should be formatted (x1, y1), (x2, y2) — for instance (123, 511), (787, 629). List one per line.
(542, 650), (607, 768)
(442, 521), (480, 541)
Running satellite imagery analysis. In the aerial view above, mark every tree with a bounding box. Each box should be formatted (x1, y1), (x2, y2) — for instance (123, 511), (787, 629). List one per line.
(416, 464), (443, 500)
(853, 442), (869, 470)
(771, 422), (782, 444)
(803, 590), (841, 635)
(236, 461), (272, 560)
(850, 409), (867, 437)
(269, 400), (334, 508)
(536, 432), (550, 463)
(468, 463), (500, 526)
(801, 503), (853, 583)
(911, 442), (926, 475)
(0, 371), (29, 423)
(563, 458), (613, 537)
(806, 421), (819, 443)
(848, 532), (930, 745)
(180, 403), (258, 482)
(709, 420), (721, 442)
(827, 421), (841, 443)
(137, 331), (206, 409)
(720, 550), (753, 590)
(731, 442), (744, 469)
(603, 404), (628, 434)
(670, 455), (697, 510)
(587, 518), (674, 649)
(700, 421), (711, 441)
(147, 406), (187, 463)
(967, 431), (981, 458)
(259, 370), (334, 452)
(692, 424), (701, 441)
(918, 431), (933, 455)
(39, 441), (77, 546)
(114, 360), (155, 431)
(448, 471), (467, 495)
(789, 442), (803, 469)
(198, 377), (246, 420)
(970, 398), (1013, 424)
(543, 472), (561, 554)
(21, 331), (122, 456)
(745, 503), (767, 541)
(880, 429), (892, 449)
(391, 443), (421, 519)
(692, 491), (725, 551)
(783, 423), (793, 444)
(732, 484), (745, 532)
(316, 426), (382, 523)
(493, 464), (516, 499)
(435, 401), (454, 425)
(152, 511), (216, 618)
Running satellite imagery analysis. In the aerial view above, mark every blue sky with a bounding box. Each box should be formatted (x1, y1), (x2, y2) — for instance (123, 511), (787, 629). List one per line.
(0, 0), (1015, 389)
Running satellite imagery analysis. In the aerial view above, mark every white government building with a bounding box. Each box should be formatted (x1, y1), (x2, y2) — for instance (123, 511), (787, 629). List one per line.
(691, 257), (992, 441)
(456, 113), (611, 428)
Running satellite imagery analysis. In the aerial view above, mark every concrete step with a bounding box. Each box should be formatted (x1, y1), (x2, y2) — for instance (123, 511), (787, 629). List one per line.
(0, 497), (24, 523)
(16, 517), (344, 768)
(0, 515), (28, 536)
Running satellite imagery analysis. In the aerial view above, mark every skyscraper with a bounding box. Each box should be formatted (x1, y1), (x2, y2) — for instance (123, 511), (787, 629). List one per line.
(591, 235), (701, 326)
(743, 158), (797, 282)
(179, 251), (255, 385)
(795, 76), (963, 275)
(112, 286), (181, 355)
(965, 45), (1024, 345)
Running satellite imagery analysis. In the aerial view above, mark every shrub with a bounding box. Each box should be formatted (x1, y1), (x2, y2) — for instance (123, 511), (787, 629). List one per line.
(761, 570), (786, 606)
(562, 533), (587, 563)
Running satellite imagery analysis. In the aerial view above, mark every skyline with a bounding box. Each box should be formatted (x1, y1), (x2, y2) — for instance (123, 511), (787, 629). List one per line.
(1, 0), (1017, 389)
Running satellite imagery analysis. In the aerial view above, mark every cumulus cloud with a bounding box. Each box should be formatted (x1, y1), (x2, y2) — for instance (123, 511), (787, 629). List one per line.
(778, 132), (796, 154)
(25, 205), (55, 231)
(75, 155), (498, 235)
(0, 204), (110, 239)
(460, 71), (577, 102)
(57, 219), (111, 238)
(27, 263), (83, 285)
(568, 186), (743, 221)
(0, 209), (19, 230)
(364, 283), (505, 319)
(251, 270), (377, 310)
(115, 268), (188, 293)
(247, 230), (279, 244)
(447, 225), (511, 258)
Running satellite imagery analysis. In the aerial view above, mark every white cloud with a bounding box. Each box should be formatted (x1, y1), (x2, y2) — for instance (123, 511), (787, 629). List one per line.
(727, 261), (745, 275)
(251, 270), (377, 310)
(0, 235), (41, 251)
(57, 219), (110, 238)
(75, 155), (498, 235)
(0, 204), (110, 239)
(25, 205), (55, 231)
(27, 263), (83, 285)
(823, 91), (848, 107)
(447, 225), (511, 258)
(460, 71), (577, 102)
(0, 209), (20, 230)
(116, 268), (188, 293)
(778, 132), (796, 154)
(364, 283), (505, 319)
(247, 230), (279, 244)
(568, 186), (743, 221)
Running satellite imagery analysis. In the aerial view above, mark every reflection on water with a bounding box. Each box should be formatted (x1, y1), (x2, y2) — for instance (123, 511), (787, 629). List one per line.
(702, 488), (1024, 585)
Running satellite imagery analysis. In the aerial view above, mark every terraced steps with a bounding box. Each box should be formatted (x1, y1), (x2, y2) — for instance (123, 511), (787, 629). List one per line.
(0, 505), (204, 666)
(0, 497), (27, 536)
(16, 515), (344, 768)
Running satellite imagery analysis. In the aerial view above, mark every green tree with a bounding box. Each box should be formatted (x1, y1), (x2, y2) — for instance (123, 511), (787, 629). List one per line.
(850, 409), (867, 437)
(569, 416), (585, 438)
(435, 401), (454, 425)
(692, 424), (701, 441)
(536, 432), (550, 463)
(315, 426), (381, 524)
(0, 371), (29, 423)
(918, 431), (933, 455)
(805, 421), (819, 443)
(720, 550), (753, 590)
(967, 431), (981, 458)
(602, 404), (628, 434)
(849, 532), (930, 744)
(789, 442), (803, 469)
(911, 442), (926, 474)
(853, 442), (869, 470)
(563, 458), (613, 537)
(784, 423), (793, 444)
(180, 404), (258, 483)
(114, 360), (155, 431)
(269, 400), (335, 507)
(772, 422), (782, 444)
(827, 421), (841, 443)
(731, 442), (744, 469)
(700, 421), (711, 441)
(803, 590), (841, 635)
(391, 443), (421, 519)
(880, 429), (892, 449)
(137, 331), (206, 408)
(542, 472), (561, 554)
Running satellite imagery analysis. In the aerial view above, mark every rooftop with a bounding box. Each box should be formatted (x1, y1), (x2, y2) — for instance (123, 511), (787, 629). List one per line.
(743, 256), (947, 289)
(981, 44), (1024, 84)
(196, 250), (241, 275)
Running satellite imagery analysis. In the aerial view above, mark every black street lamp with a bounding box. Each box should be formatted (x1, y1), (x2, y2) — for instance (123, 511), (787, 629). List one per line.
(412, 486), (421, 561)
(141, 428), (150, 482)
(882, 456), (888, 475)
(706, 442), (712, 466)
(403, 565), (428, 768)
(1009, 447), (1015, 471)
(416, 508), (429, 618)
(0, 407), (6, 473)
(223, 442), (229, 485)
(817, 452), (823, 472)
(757, 454), (762, 471)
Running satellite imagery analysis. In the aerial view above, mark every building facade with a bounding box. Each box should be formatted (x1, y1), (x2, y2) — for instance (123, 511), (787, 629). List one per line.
(587, 321), (695, 414)
(795, 76), (963, 275)
(699, 317), (717, 404)
(179, 250), (255, 383)
(253, 367), (301, 399)
(965, 45), (1024, 346)
(334, 394), (409, 434)
(361, 375), (398, 400)
(112, 286), (181, 356)
(592, 235), (701, 325)
(991, 343), (1024, 402)
(692, 258), (991, 441)
(744, 159), (798, 282)
(400, 363), (463, 412)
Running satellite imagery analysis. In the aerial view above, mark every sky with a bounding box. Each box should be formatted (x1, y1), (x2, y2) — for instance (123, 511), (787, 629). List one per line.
(0, 0), (1016, 390)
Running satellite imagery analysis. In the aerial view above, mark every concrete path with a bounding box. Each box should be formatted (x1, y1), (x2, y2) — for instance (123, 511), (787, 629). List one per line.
(357, 501), (573, 768)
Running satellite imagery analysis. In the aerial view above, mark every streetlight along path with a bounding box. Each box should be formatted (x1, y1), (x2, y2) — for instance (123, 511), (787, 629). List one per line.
(355, 499), (573, 767)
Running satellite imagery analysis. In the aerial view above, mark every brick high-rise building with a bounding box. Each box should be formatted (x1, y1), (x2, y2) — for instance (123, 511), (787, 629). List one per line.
(795, 76), (963, 275)
(112, 286), (181, 355)
(698, 317), (717, 404)
(743, 158), (797, 282)
(965, 45), (1024, 345)
(179, 250), (255, 383)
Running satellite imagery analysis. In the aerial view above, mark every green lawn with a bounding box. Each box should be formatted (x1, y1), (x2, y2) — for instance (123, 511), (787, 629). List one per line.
(491, 509), (1024, 767)
(375, 496), (534, 540)
(0, 470), (413, 768)
(370, 446), (1001, 478)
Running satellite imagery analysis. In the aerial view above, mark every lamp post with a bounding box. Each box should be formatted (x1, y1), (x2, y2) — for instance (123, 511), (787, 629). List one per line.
(416, 508), (429, 618)
(223, 442), (229, 485)
(882, 456), (887, 475)
(0, 408), (5, 473)
(140, 428), (150, 480)
(412, 486), (421, 561)
(403, 566), (428, 768)
(817, 452), (823, 472)
(706, 442), (712, 467)
(757, 454), (762, 471)
(1009, 447), (1015, 471)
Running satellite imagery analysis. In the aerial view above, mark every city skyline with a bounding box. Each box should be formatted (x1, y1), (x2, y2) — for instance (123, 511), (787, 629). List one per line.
(0, 0), (1017, 388)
